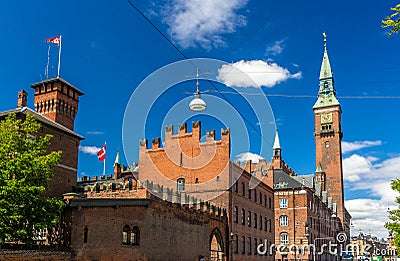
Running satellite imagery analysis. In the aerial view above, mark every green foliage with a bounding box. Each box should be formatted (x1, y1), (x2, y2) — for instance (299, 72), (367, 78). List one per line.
(0, 113), (63, 245)
(382, 4), (400, 36)
(385, 179), (400, 248)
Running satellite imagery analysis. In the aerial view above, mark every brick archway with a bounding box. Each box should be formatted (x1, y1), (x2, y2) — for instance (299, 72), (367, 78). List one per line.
(210, 228), (224, 261)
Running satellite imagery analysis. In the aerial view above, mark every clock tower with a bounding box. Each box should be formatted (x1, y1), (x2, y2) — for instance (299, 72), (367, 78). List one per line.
(313, 33), (345, 226)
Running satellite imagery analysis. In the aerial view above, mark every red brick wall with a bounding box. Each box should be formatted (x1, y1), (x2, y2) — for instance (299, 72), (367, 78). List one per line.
(40, 123), (80, 197)
(69, 200), (227, 261)
(139, 122), (231, 201)
(314, 105), (345, 223)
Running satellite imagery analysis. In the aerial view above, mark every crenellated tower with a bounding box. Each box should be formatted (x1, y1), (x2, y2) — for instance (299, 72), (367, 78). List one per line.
(31, 76), (84, 130)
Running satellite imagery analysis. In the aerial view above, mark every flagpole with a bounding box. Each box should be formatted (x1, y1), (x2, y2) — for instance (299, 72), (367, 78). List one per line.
(103, 141), (106, 176)
(45, 45), (50, 79)
(57, 35), (62, 77)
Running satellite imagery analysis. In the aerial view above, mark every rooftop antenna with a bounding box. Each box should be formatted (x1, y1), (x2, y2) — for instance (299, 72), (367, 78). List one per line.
(189, 67), (207, 112)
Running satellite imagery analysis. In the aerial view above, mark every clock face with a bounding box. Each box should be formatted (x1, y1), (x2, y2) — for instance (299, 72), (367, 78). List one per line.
(321, 112), (333, 124)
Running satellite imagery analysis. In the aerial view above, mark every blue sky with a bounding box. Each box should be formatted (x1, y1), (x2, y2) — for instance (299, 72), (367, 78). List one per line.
(0, 0), (399, 238)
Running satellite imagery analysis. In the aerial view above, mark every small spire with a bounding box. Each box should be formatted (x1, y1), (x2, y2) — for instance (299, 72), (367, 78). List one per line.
(114, 150), (120, 166)
(273, 129), (281, 150)
(316, 162), (324, 173)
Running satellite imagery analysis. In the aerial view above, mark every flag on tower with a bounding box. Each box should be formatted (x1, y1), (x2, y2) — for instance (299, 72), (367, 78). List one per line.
(97, 143), (106, 162)
(45, 35), (61, 46)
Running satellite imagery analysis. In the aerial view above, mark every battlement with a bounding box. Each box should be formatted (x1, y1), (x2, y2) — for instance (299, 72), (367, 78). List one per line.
(70, 179), (227, 221)
(139, 121), (230, 151)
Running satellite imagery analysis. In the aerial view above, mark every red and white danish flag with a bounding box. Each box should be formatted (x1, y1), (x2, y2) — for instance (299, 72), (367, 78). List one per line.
(97, 142), (106, 162)
(45, 35), (61, 46)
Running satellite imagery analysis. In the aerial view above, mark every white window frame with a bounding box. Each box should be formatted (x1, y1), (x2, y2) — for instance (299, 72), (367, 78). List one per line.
(280, 198), (288, 208)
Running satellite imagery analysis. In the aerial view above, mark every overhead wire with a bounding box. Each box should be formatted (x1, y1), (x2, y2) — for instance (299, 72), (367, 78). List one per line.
(124, 0), (264, 137)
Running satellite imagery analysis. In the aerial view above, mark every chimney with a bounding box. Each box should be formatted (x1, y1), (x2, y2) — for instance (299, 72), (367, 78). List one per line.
(17, 89), (28, 108)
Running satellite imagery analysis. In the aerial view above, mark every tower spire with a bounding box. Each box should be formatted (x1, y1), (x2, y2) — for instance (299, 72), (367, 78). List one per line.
(114, 150), (121, 166)
(319, 32), (333, 80)
(313, 32), (340, 109)
(273, 129), (281, 150)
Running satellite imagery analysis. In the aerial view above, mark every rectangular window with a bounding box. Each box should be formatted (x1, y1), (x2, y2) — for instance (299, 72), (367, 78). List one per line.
(280, 198), (288, 208)
(259, 216), (263, 230)
(268, 219), (272, 232)
(233, 181), (238, 192)
(248, 211), (252, 227)
(254, 213), (257, 228)
(241, 209), (245, 225)
(264, 217), (267, 232)
(234, 206), (238, 223)
(241, 236), (246, 254)
(242, 182), (246, 196)
(254, 238), (258, 255)
(248, 188), (252, 199)
(248, 237), (252, 254)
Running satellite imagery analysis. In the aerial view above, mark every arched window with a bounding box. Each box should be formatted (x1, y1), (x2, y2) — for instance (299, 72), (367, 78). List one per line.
(241, 209), (245, 225)
(280, 215), (288, 226)
(122, 225), (130, 245)
(122, 225), (140, 245)
(131, 226), (140, 245)
(177, 178), (185, 192)
(280, 232), (289, 245)
(233, 234), (238, 254)
(233, 206), (238, 223)
(233, 181), (238, 192)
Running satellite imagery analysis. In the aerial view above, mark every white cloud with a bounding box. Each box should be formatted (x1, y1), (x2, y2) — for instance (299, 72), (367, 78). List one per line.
(162, 0), (248, 49)
(343, 153), (400, 238)
(235, 152), (263, 163)
(79, 145), (101, 156)
(346, 198), (396, 239)
(217, 60), (302, 88)
(343, 154), (372, 182)
(341, 140), (382, 154)
(265, 39), (285, 56)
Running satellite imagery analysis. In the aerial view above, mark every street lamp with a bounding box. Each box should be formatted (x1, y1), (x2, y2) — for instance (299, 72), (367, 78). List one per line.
(189, 68), (207, 112)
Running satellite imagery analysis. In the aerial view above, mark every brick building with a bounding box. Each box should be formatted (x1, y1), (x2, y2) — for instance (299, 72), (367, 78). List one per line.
(0, 76), (84, 197)
(64, 181), (228, 261)
(139, 122), (276, 261)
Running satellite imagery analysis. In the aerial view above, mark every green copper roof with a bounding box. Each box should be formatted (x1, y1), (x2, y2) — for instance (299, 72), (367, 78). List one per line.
(316, 162), (324, 173)
(314, 33), (340, 109)
(313, 93), (340, 109)
(273, 129), (281, 150)
(114, 150), (120, 165)
(319, 46), (333, 80)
